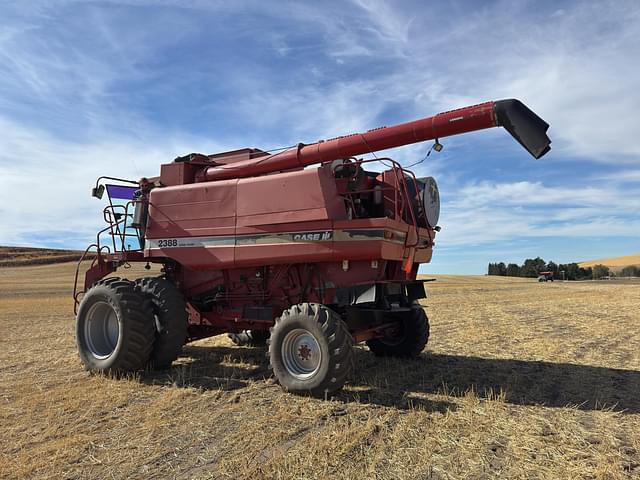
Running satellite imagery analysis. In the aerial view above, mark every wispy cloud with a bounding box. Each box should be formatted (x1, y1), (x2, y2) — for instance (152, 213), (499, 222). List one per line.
(598, 170), (640, 183)
(0, 0), (638, 271)
(436, 180), (640, 247)
(0, 116), (227, 247)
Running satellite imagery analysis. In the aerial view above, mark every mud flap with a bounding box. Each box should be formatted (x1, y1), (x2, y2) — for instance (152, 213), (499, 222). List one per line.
(335, 280), (427, 307)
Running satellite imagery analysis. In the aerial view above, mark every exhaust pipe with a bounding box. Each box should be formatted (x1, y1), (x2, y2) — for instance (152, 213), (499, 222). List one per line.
(494, 99), (551, 159)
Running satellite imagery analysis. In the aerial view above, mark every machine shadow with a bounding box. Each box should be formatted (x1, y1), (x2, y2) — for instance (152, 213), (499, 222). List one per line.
(141, 344), (272, 392)
(346, 349), (640, 414)
(142, 344), (640, 414)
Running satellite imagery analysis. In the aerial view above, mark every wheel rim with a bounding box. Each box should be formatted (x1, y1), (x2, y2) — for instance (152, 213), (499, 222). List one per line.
(84, 301), (120, 359)
(380, 321), (405, 346)
(281, 328), (322, 380)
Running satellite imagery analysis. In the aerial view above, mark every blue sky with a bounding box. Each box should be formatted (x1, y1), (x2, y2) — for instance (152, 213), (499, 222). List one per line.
(0, 0), (639, 274)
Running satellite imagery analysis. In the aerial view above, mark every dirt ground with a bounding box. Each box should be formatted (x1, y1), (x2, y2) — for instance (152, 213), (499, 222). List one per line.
(1, 262), (639, 479)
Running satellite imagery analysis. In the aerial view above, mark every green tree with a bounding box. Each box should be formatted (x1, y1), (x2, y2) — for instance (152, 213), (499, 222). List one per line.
(578, 266), (593, 280)
(497, 262), (507, 276)
(522, 257), (546, 278)
(592, 264), (610, 279)
(621, 265), (640, 277)
(506, 263), (520, 277)
(560, 263), (580, 280)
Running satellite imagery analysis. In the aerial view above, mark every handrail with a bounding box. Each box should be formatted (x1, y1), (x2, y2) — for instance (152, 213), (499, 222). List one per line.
(72, 244), (111, 313)
(99, 200), (142, 254)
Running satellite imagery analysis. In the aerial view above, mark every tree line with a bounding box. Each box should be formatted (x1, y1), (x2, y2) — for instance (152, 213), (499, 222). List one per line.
(620, 265), (640, 277)
(487, 257), (615, 280)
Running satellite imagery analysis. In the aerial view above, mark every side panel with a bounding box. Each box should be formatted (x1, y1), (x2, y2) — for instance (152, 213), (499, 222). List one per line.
(235, 166), (345, 227)
(147, 179), (238, 237)
(143, 166), (435, 270)
(145, 179), (237, 267)
(234, 167), (344, 267)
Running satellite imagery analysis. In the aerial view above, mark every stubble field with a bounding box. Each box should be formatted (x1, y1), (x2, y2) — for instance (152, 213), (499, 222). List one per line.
(1, 262), (639, 479)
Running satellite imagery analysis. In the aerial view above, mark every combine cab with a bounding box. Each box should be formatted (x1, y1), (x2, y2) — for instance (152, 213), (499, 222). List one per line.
(74, 99), (551, 396)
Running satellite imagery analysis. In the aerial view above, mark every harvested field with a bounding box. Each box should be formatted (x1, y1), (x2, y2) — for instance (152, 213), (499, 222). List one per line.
(0, 246), (90, 268)
(1, 263), (639, 479)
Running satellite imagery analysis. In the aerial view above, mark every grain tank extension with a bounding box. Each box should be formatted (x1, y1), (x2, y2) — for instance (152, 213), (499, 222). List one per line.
(73, 99), (550, 396)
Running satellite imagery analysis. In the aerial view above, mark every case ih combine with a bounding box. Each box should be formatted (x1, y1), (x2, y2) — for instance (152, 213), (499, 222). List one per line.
(74, 99), (550, 396)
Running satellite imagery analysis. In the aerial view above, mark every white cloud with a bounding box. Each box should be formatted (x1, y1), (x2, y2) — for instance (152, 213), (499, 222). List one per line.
(451, 181), (640, 209)
(1, 0), (639, 260)
(249, 0), (640, 163)
(0, 116), (227, 247)
(436, 180), (640, 247)
(598, 170), (640, 183)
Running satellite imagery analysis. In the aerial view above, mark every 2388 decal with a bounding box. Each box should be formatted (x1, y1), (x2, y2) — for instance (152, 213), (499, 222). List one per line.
(157, 239), (178, 247)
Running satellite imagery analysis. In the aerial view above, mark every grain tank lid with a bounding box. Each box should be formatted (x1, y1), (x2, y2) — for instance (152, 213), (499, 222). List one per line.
(173, 153), (212, 163)
(173, 149), (270, 166)
(494, 99), (551, 159)
(205, 148), (270, 165)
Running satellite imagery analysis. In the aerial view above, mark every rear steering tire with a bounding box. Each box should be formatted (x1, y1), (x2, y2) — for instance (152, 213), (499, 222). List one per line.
(366, 303), (430, 358)
(268, 303), (354, 397)
(76, 277), (155, 372)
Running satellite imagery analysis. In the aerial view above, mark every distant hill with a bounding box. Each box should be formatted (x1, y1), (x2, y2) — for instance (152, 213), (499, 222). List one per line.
(578, 253), (640, 273)
(0, 246), (91, 267)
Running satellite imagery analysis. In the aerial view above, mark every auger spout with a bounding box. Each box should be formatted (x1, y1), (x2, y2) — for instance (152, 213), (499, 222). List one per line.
(197, 99), (550, 182)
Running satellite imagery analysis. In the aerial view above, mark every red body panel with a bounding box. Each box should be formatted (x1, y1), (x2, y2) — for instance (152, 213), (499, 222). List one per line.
(144, 164), (433, 274)
(147, 179), (237, 238)
(236, 167), (346, 225)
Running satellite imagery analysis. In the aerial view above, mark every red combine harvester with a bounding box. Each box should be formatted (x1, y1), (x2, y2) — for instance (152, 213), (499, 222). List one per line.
(538, 271), (554, 282)
(74, 99), (551, 396)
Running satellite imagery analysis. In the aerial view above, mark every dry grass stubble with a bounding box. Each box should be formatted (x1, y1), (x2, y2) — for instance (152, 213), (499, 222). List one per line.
(0, 263), (639, 479)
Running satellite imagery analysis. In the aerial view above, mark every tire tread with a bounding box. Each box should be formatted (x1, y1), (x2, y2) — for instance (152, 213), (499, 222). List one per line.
(134, 277), (188, 369)
(268, 302), (354, 397)
(77, 277), (155, 372)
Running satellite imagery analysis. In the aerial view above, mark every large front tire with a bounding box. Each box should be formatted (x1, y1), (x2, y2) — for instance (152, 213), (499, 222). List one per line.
(366, 303), (430, 358)
(76, 277), (155, 372)
(268, 303), (354, 397)
(135, 277), (189, 369)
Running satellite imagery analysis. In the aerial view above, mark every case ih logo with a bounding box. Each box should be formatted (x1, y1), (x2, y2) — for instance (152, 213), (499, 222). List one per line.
(292, 231), (333, 242)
